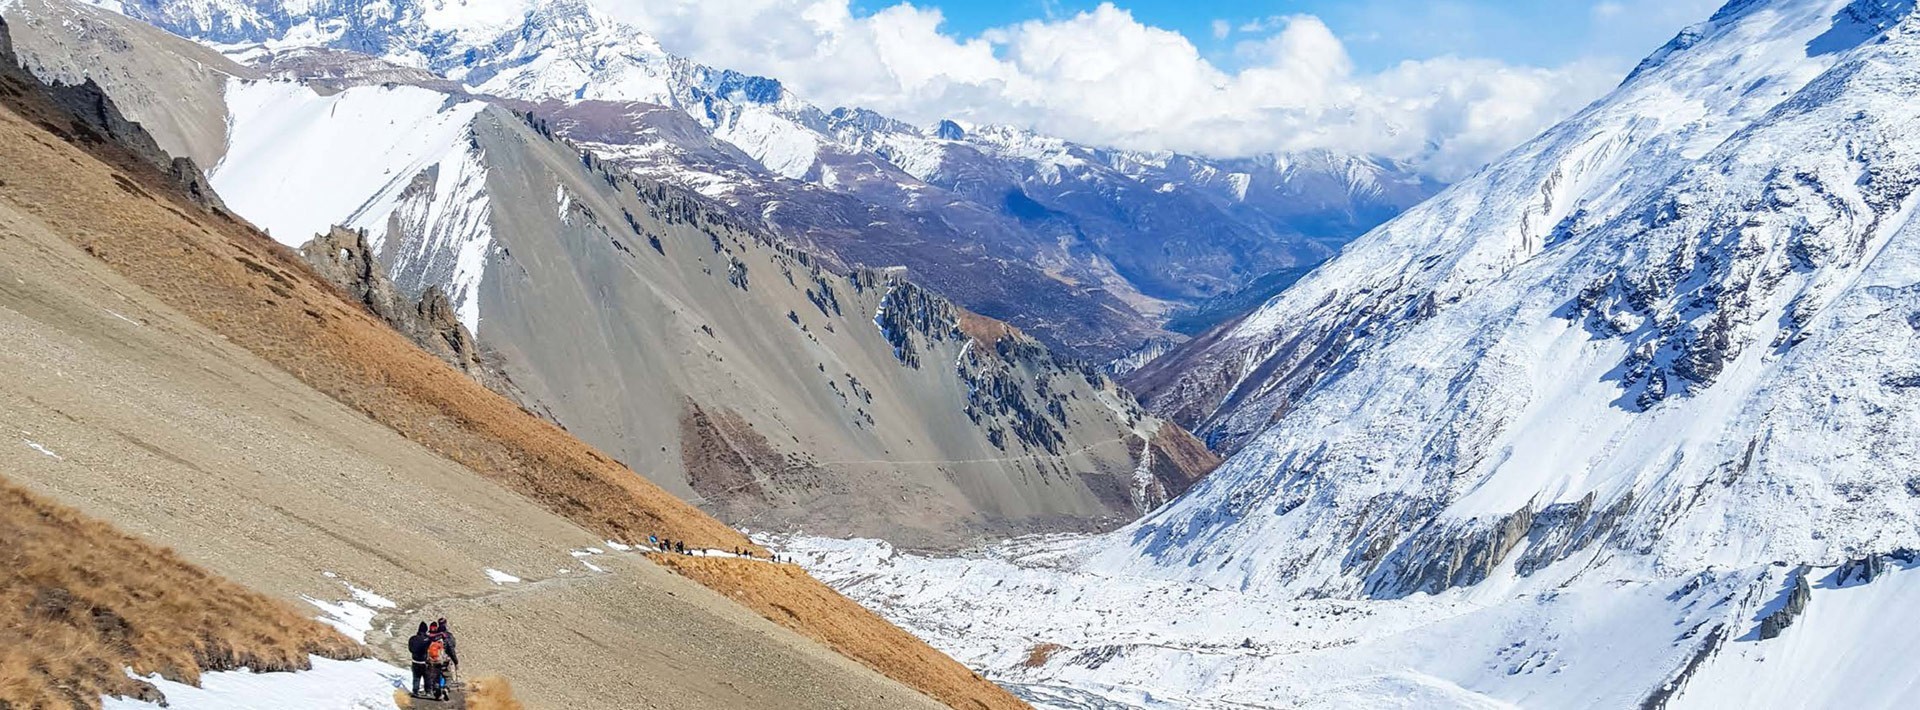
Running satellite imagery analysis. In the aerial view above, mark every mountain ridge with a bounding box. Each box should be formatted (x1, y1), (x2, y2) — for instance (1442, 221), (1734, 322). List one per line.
(90, 0), (1438, 361)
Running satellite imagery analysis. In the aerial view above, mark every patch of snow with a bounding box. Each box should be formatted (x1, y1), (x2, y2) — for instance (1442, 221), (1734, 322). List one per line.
(212, 80), (495, 331)
(1224, 172), (1250, 201)
(104, 309), (141, 326)
(22, 438), (61, 460)
(714, 107), (819, 179)
(484, 568), (520, 584)
(343, 583), (396, 611)
(102, 656), (404, 710)
(604, 540), (632, 551)
(300, 595), (379, 644)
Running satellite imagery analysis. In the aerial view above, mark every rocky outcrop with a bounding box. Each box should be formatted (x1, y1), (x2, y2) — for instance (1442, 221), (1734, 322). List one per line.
(1515, 493), (1633, 576)
(1125, 422), (1221, 509)
(0, 15), (225, 214)
(298, 226), (516, 397)
(1757, 570), (1811, 640)
(1360, 506), (1536, 599)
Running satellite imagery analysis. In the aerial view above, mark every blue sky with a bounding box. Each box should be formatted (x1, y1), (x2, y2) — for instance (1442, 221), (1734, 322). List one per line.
(856, 0), (1717, 72)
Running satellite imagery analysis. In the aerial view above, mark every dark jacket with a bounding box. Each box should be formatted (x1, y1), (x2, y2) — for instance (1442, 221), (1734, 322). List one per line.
(408, 631), (431, 664)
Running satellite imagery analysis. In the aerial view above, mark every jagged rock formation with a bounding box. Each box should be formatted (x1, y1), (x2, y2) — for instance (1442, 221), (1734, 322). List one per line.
(1756, 571), (1811, 640)
(298, 226), (517, 397)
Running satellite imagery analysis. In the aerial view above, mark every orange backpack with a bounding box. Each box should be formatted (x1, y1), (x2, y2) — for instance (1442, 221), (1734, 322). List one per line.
(427, 639), (449, 664)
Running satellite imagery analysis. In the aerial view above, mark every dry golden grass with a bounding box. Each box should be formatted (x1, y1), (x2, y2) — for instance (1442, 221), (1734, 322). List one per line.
(955, 309), (1022, 351)
(0, 62), (757, 556)
(1020, 643), (1063, 669)
(0, 475), (363, 710)
(464, 676), (525, 710)
(649, 555), (1027, 710)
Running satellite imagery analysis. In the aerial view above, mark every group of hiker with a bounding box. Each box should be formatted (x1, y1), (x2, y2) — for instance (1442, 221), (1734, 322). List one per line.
(407, 618), (460, 701)
(645, 534), (784, 563)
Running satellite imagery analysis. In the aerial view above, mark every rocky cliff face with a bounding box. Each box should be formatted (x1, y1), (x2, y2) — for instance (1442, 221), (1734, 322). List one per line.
(298, 226), (517, 397)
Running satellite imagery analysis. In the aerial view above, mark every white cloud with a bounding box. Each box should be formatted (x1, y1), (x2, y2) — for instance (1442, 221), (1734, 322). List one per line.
(606, 1), (1626, 179)
(1211, 18), (1231, 40)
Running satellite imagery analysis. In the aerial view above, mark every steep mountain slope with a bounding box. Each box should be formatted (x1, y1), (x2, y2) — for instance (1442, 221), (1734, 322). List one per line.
(6, 0), (1215, 548)
(93, 0), (1437, 360)
(765, 1), (1920, 707)
(0, 17), (1020, 708)
(1128, 0), (1895, 453)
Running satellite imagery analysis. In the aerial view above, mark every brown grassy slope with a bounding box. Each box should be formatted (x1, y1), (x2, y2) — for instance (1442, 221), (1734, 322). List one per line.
(464, 676), (526, 710)
(650, 555), (1028, 710)
(0, 53), (756, 555)
(0, 475), (362, 710)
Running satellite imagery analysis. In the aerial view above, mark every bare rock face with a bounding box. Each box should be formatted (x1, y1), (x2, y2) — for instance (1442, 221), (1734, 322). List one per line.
(299, 225), (513, 397)
(1757, 571), (1812, 640)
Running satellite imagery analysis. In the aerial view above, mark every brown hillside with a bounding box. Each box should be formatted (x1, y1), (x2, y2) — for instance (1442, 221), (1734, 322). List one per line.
(0, 475), (362, 710)
(650, 555), (1028, 710)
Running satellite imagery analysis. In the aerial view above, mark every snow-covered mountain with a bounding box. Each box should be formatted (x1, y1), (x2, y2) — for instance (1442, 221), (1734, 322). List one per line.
(97, 0), (1437, 359)
(758, 0), (1920, 706)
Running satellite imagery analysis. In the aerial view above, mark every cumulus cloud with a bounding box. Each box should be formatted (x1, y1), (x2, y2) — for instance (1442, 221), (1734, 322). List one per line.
(606, 1), (1625, 179)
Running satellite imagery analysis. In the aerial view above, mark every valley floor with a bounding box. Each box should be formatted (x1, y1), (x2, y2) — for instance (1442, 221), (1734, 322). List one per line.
(773, 535), (1920, 710)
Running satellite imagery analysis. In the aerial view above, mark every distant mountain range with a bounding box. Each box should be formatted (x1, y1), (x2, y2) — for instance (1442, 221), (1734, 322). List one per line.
(98, 0), (1439, 361)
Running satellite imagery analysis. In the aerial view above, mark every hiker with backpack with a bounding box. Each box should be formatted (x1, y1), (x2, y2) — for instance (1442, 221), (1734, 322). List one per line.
(424, 620), (459, 700)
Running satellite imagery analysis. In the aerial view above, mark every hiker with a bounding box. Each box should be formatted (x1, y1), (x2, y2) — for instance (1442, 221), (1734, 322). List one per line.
(649, 534), (659, 549)
(433, 617), (461, 668)
(425, 620), (458, 701)
(675, 541), (686, 554)
(407, 622), (432, 697)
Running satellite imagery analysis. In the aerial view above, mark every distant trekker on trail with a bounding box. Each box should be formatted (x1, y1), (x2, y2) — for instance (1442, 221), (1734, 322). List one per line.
(407, 622), (432, 697)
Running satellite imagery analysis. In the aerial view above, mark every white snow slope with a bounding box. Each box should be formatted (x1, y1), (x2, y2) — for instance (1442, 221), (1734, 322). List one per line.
(773, 1), (1920, 708)
(213, 79), (494, 330)
(102, 656), (405, 710)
